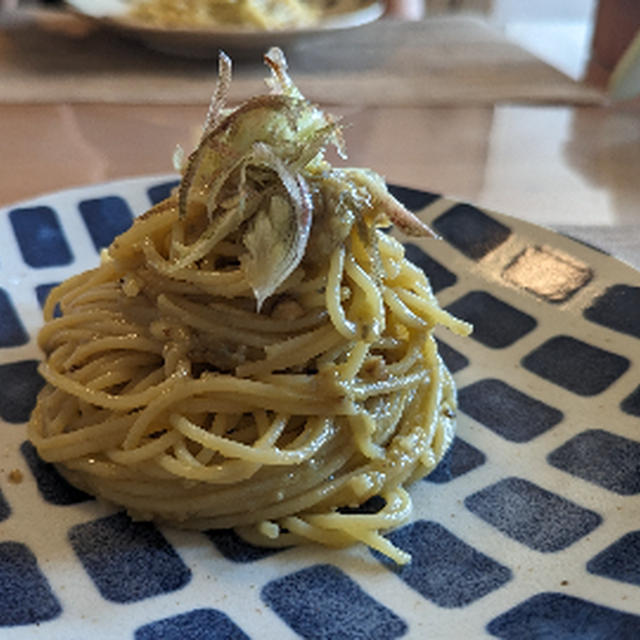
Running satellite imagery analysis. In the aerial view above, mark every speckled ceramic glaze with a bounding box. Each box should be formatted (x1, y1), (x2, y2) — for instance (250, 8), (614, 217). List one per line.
(1, 176), (639, 639)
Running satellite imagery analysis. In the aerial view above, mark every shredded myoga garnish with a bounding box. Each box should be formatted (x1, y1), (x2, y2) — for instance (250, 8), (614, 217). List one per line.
(28, 48), (471, 564)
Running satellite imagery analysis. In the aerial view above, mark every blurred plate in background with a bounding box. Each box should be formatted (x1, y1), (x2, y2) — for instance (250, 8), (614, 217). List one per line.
(65, 0), (385, 58)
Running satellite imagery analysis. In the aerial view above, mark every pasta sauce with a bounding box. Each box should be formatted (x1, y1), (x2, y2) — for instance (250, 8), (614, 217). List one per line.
(28, 49), (470, 563)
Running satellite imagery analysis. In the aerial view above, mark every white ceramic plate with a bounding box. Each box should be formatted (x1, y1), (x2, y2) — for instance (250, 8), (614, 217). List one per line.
(1, 176), (640, 639)
(65, 0), (385, 58)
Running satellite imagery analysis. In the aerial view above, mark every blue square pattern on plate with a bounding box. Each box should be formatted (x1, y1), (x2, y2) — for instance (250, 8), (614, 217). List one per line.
(0, 489), (10, 522)
(435, 338), (469, 374)
(261, 564), (407, 639)
(337, 494), (386, 516)
(547, 429), (640, 496)
(0, 360), (45, 423)
(68, 512), (191, 604)
(587, 530), (640, 587)
(373, 520), (512, 608)
(148, 180), (180, 205)
(445, 291), (537, 349)
(387, 184), (439, 212)
(464, 477), (602, 552)
(35, 282), (62, 321)
(135, 608), (250, 640)
(583, 284), (640, 339)
(457, 378), (563, 443)
(9, 206), (73, 268)
(79, 196), (134, 252)
(204, 528), (287, 563)
(20, 440), (92, 506)
(403, 243), (458, 293)
(521, 335), (630, 396)
(2, 177), (640, 638)
(425, 436), (486, 484)
(0, 541), (62, 626)
(34, 282), (61, 312)
(0, 288), (29, 349)
(432, 203), (512, 260)
(487, 592), (640, 640)
(621, 385), (640, 417)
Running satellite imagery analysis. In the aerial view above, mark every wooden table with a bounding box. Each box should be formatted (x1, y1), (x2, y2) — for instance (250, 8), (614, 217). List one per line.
(1, 10), (639, 266)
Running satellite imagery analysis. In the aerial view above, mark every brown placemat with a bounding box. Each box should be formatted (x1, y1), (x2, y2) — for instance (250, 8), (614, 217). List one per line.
(0, 10), (603, 106)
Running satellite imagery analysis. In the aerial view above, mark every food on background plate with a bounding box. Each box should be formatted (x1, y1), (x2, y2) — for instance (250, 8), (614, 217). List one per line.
(127, 0), (320, 30)
(28, 48), (470, 563)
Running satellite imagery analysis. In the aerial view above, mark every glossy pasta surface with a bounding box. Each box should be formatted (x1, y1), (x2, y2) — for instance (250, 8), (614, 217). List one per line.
(29, 50), (469, 563)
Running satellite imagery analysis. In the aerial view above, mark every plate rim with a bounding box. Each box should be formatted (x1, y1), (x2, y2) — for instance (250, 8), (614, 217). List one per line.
(64, 0), (386, 38)
(3, 172), (638, 281)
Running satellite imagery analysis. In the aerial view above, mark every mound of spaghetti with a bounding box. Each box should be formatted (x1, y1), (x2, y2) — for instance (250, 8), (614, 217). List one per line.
(128, 0), (319, 30)
(29, 49), (470, 563)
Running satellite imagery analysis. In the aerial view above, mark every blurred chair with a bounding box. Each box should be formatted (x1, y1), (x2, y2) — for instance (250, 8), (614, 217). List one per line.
(588, 0), (640, 94)
(386, 0), (426, 19)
